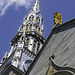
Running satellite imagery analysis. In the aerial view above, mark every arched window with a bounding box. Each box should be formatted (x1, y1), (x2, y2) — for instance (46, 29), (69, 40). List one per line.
(36, 17), (40, 23)
(25, 39), (29, 48)
(22, 36), (24, 40)
(29, 15), (34, 22)
(26, 25), (28, 30)
(29, 25), (32, 30)
(23, 60), (32, 71)
(29, 16), (31, 21)
(38, 28), (40, 32)
(36, 18), (38, 23)
(35, 26), (37, 31)
(32, 16), (34, 22)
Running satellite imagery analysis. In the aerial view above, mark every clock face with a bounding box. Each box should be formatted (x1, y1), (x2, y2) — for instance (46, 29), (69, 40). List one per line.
(23, 60), (32, 72)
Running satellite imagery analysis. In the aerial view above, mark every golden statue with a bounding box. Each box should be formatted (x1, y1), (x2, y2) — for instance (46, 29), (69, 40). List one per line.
(49, 67), (54, 75)
(53, 12), (62, 29)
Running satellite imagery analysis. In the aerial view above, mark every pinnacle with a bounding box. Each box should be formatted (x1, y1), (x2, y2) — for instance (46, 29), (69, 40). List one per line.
(32, 0), (40, 13)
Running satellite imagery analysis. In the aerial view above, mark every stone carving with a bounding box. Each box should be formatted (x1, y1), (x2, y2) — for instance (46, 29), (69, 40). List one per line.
(46, 54), (55, 75)
(51, 58), (75, 74)
(46, 54), (75, 75)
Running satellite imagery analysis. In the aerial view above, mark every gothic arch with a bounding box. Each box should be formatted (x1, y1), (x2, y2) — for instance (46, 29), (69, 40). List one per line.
(29, 15), (34, 22)
(36, 17), (40, 23)
(23, 60), (32, 71)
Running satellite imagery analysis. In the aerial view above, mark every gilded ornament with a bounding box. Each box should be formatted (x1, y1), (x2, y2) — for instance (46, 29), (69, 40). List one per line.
(53, 12), (62, 28)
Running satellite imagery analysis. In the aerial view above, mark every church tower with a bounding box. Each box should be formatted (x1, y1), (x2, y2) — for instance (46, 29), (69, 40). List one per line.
(0, 0), (45, 74)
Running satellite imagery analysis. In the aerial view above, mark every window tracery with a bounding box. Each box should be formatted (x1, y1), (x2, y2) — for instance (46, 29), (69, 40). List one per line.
(29, 15), (34, 22)
(36, 17), (40, 23)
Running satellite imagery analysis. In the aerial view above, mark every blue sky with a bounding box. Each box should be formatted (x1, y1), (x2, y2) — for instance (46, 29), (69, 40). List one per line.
(0, 0), (75, 61)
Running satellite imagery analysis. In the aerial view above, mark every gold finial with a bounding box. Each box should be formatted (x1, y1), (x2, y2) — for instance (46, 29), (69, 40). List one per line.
(49, 67), (54, 75)
(53, 12), (62, 29)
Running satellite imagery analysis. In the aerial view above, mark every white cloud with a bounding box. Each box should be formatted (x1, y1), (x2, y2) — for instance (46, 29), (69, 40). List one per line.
(0, 0), (34, 16)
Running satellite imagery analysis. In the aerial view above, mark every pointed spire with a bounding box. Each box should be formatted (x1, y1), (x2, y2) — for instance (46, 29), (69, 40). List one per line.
(32, 0), (40, 13)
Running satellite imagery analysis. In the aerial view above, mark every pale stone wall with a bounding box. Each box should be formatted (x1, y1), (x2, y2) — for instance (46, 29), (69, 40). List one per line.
(28, 19), (75, 75)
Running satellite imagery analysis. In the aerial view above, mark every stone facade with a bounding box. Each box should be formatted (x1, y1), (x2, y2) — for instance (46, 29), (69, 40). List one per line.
(26, 18), (75, 75)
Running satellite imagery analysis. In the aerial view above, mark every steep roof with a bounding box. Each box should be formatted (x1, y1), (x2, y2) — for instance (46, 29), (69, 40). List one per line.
(25, 18), (75, 75)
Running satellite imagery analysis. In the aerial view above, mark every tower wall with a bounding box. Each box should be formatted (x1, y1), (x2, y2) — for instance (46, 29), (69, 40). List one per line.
(0, 0), (45, 74)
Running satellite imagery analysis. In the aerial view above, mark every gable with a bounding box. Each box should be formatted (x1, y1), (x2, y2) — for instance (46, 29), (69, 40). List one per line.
(26, 18), (75, 75)
(3, 65), (24, 75)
